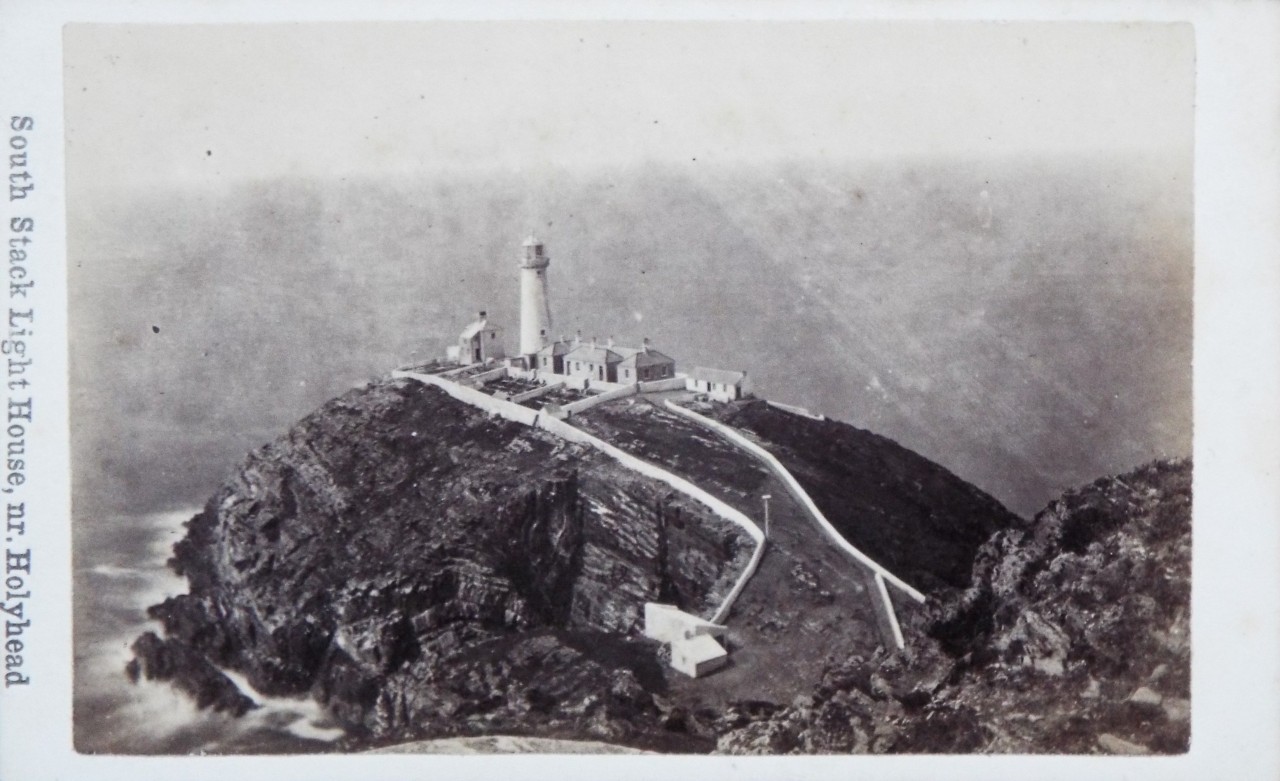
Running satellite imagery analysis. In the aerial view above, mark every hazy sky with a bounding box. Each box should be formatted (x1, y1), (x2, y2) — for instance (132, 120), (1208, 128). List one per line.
(65, 21), (1193, 193)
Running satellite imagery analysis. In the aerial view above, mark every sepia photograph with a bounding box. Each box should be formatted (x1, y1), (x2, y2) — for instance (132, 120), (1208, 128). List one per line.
(60, 20), (1200, 757)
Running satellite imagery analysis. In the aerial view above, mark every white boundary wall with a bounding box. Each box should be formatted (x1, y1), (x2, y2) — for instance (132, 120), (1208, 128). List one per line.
(560, 384), (638, 415)
(538, 415), (765, 625)
(392, 370), (766, 625)
(638, 376), (688, 393)
(873, 572), (906, 649)
(766, 400), (827, 421)
(392, 371), (540, 426)
(509, 381), (564, 404)
(466, 366), (509, 387)
(663, 401), (925, 604)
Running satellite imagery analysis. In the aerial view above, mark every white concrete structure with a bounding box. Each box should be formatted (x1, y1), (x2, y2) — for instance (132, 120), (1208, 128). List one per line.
(644, 604), (729, 678)
(518, 236), (552, 359)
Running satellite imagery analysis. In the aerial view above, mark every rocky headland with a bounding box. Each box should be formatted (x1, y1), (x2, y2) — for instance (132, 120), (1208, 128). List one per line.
(128, 377), (1190, 754)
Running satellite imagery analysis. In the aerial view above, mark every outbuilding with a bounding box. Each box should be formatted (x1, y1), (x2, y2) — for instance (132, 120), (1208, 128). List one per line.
(643, 603), (730, 678)
(451, 311), (505, 365)
(686, 367), (750, 402)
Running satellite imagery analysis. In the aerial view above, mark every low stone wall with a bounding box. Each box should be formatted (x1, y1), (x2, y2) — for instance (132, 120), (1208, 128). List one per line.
(662, 399), (924, 649)
(560, 384), (638, 415)
(392, 371), (540, 427)
(637, 376), (688, 393)
(664, 400), (923, 601)
(466, 366), (509, 388)
(765, 400), (826, 421)
(509, 381), (563, 404)
(540, 415), (764, 625)
(872, 572), (906, 649)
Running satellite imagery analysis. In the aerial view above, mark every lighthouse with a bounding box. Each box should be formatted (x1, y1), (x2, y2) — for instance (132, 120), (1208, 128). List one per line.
(518, 235), (552, 359)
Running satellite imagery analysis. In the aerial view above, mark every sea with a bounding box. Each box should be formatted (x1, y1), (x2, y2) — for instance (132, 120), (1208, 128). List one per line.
(72, 507), (346, 755)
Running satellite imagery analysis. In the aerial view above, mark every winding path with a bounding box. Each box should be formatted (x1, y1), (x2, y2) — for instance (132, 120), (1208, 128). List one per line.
(391, 370), (765, 625)
(661, 400), (926, 649)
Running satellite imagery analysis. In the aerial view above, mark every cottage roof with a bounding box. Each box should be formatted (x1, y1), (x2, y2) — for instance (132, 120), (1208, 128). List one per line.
(688, 366), (747, 386)
(618, 347), (675, 368)
(536, 339), (573, 357)
(564, 344), (622, 365)
(675, 633), (728, 664)
(459, 319), (493, 340)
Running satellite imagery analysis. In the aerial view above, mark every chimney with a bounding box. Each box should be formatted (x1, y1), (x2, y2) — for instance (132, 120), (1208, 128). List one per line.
(591, 336), (598, 349)
(642, 337), (650, 354)
(479, 310), (487, 320)
(575, 330), (582, 346)
(607, 335), (615, 348)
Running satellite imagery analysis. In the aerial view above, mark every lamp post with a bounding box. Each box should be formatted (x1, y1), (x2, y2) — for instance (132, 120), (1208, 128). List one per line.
(761, 494), (772, 539)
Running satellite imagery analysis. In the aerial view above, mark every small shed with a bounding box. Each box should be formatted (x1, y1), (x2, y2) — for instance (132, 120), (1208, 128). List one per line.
(686, 367), (750, 402)
(457, 311), (505, 365)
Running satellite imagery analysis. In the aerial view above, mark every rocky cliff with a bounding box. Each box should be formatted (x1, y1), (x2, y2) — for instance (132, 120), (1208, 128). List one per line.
(130, 378), (750, 750)
(128, 377), (1188, 755)
(715, 458), (1191, 754)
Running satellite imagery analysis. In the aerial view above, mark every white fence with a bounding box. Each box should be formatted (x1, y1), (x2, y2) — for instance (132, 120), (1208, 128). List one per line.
(394, 370), (766, 626)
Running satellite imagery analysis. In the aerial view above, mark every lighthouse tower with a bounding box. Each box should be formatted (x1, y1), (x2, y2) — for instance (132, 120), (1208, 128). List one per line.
(518, 235), (552, 359)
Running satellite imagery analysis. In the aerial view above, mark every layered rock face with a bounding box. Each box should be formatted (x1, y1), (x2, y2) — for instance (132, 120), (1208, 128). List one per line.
(716, 458), (1191, 754)
(132, 378), (748, 749)
(128, 376), (1189, 755)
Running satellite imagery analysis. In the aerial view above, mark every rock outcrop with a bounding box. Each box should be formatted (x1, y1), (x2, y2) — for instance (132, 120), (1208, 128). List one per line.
(715, 458), (1191, 754)
(129, 375), (1188, 755)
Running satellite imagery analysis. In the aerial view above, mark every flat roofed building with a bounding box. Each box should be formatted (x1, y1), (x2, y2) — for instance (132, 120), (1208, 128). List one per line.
(643, 603), (729, 678)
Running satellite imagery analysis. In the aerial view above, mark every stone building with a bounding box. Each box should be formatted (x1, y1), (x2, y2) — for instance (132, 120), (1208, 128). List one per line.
(686, 367), (750, 402)
(563, 337), (675, 384)
(533, 336), (574, 375)
(450, 311), (505, 365)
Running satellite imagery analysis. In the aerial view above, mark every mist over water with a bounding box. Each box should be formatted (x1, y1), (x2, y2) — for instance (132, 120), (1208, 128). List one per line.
(69, 154), (1192, 751)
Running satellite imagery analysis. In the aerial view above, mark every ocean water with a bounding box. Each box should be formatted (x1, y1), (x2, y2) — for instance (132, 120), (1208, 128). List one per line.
(72, 508), (346, 755)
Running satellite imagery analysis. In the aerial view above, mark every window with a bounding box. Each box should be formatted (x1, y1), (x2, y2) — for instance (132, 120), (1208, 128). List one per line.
(624, 369), (631, 379)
